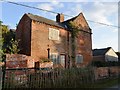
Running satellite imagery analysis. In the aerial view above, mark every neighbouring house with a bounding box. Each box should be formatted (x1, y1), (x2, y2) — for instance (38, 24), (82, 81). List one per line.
(92, 47), (118, 62)
(16, 12), (92, 68)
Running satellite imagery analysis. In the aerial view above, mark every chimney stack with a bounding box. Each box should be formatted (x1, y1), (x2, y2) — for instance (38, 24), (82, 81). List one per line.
(56, 13), (64, 23)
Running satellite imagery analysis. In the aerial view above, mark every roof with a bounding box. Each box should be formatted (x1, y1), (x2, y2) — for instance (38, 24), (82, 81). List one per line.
(62, 13), (91, 33)
(92, 47), (111, 56)
(26, 13), (65, 29)
(62, 14), (79, 27)
(25, 13), (90, 32)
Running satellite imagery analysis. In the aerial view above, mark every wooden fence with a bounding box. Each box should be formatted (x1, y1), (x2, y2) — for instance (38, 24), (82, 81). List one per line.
(0, 67), (2, 90)
(2, 66), (120, 89)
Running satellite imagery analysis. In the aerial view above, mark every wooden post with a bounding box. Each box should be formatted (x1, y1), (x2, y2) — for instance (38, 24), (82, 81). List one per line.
(0, 66), (2, 90)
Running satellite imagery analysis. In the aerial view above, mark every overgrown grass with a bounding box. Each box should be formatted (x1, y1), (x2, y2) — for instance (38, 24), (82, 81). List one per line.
(85, 77), (120, 89)
(3, 67), (120, 89)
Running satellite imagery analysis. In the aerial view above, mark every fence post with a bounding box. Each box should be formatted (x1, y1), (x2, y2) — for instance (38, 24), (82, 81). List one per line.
(0, 66), (2, 90)
(2, 58), (6, 89)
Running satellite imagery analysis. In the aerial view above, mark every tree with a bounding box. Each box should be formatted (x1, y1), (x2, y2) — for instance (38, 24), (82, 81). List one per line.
(0, 21), (7, 62)
(8, 39), (20, 54)
(68, 21), (82, 68)
(0, 21), (20, 61)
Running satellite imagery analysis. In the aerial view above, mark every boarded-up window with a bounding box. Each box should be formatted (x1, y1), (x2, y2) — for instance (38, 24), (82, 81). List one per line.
(76, 54), (83, 63)
(50, 53), (59, 64)
(49, 28), (59, 40)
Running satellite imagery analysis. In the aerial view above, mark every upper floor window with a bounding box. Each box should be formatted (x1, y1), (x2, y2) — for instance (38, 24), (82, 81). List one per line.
(76, 54), (83, 64)
(49, 28), (59, 40)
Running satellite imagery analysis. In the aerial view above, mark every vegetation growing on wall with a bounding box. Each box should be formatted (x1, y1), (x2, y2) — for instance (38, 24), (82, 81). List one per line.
(67, 21), (82, 68)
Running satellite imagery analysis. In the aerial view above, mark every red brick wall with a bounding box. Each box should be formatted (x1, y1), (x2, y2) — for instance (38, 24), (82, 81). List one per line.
(6, 54), (34, 69)
(16, 14), (31, 56)
(93, 56), (105, 62)
(70, 13), (92, 66)
(31, 20), (68, 61)
(109, 66), (119, 75)
(94, 66), (120, 80)
(94, 67), (108, 80)
(76, 32), (92, 66)
(16, 13), (92, 68)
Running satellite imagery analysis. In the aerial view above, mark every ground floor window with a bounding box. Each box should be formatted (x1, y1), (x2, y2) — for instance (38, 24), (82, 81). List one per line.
(50, 53), (66, 67)
(60, 54), (66, 67)
(76, 54), (83, 64)
(50, 53), (59, 64)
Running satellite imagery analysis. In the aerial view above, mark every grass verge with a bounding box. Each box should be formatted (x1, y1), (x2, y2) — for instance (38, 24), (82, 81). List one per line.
(83, 77), (120, 89)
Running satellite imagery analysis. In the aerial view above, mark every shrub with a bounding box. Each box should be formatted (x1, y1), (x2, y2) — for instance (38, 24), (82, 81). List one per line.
(91, 61), (120, 67)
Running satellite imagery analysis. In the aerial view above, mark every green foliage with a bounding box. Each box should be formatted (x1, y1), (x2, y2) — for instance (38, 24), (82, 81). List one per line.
(3, 67), (119, 88)
(0, 21), (20, 54)
(0, 21), (20, 62)
(2, 30), (16, 53)
(27, 67), (95, 88)
(67, 21), (82, 68)
(8, 39), (20, 54)
(68, 21), (82, 38)
(39, 58), (52, 63)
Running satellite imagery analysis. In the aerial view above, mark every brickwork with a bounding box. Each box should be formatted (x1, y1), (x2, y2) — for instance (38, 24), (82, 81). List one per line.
(6, 54), (53, 69)
(56, 13), (64, 22)
(16, 13), (92, 68)
(94, 66), (120, 80)
(31, 20), (68, 61)
(6, 54), (34, 69)
(16, 14), (31, 56)
(70, 13), (92, 66)
(93, 56), (105, 62)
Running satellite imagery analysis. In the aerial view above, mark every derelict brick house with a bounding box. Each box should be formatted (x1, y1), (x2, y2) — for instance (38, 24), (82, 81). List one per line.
(16, 13), (92, 68)
(93, 47), (118, 62)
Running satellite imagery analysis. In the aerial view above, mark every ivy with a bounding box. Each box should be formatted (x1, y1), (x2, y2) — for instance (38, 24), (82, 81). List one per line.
(67, 21), (82, 68)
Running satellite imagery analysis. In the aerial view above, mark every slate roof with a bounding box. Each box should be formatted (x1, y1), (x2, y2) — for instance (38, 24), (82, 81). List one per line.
(92, 47), (111, 56)
(26, 13), (66, 29)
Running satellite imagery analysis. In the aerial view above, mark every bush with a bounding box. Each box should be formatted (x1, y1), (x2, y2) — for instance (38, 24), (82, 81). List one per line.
(91, 61), (120, 67)
(39, 58), (52, 63)
(27, 67), (95, 88)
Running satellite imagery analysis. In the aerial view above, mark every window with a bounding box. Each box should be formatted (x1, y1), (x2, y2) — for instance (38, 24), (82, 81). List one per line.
(50, 53), (59, 64)
(49, 28), (59, 40)
(60, 55), (65, 67)
(76, 54), (83, 64)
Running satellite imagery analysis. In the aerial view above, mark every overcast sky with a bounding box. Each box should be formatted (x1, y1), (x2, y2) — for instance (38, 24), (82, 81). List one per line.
(0, 0), (119, 52)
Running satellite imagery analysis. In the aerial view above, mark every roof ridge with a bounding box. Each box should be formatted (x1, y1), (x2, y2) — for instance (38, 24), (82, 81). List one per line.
(93, 47), (112, 56)
(93, 47), (111, 50)
(26, 13), (65, 29)
(63, 13), (82, 23)
(27, 13), (55, 22)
